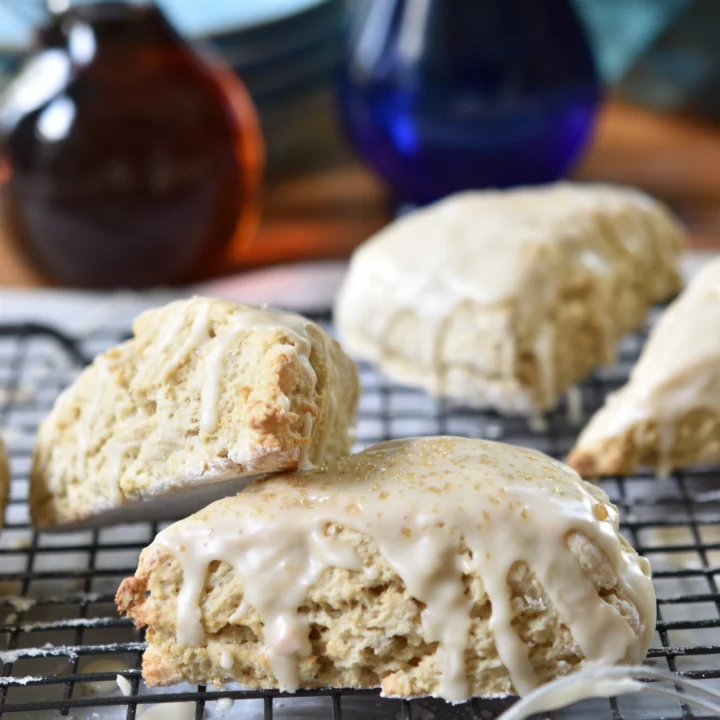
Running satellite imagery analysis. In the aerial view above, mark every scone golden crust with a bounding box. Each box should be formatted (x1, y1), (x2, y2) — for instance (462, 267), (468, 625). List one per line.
(335, 183), (684, 415)
(31, 297), (359, 529)
(0, 434), (9, 528)
(117, 437), (655, 702)
(569, 258), (720, 477)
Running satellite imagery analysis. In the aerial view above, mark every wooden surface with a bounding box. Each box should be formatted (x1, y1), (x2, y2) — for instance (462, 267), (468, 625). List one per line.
(2, 98), (720, 287)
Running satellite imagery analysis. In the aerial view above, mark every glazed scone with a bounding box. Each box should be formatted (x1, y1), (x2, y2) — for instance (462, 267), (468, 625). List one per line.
(31, 297), (359, 530)
(117, 437), (655, 702)
(335, 183), (684, 416)
(0, 434), (8, 528)
(569, 258), (720, 477)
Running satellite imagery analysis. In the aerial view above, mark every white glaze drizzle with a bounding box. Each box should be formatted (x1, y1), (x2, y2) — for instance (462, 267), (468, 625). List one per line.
(116, 674), (131, 696)
(148, 301), (188, 362)
(298, 413), (314, 470)
(219, 650), (233, 670)
(566, 385), (583, 426)
(532, 322), (555, 409)
(198, 308), (317, 457)
(655, 421), (676, 481)
(105, 438), (141, 506)
(161, 302), (212, 379)
(151, 437), (655, 702)
(139, 702), (194, 719)
(575, 258), (720, 467)
(528, 414), (548, 434)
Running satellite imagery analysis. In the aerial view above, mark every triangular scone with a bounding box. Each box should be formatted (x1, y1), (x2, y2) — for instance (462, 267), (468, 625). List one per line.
(31, 297), (359, 530)
(117, 437), (655, 702)
(336, 183), (684, 416)
(0, 434), (8, 528)
(569, 258), (720, 477)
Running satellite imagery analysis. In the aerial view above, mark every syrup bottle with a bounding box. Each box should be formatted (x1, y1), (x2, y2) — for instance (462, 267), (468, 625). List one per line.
(0, 1), (263, 288)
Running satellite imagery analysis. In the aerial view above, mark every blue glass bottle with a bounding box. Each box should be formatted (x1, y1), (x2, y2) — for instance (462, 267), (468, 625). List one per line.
(337, 0), (600, 206)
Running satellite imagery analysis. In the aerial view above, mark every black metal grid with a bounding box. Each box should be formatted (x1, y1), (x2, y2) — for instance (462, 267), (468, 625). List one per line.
(1, 315), (720, 719)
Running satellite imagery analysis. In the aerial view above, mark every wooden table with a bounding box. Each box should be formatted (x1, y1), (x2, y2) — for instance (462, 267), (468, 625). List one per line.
(2, 98), (719, 287)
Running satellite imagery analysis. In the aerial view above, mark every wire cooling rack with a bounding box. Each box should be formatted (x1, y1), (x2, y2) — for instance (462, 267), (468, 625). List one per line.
(2, 314), (720, 719)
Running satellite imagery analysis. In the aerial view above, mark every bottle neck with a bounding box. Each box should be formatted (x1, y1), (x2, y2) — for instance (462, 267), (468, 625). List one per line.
(39, 2), (178, 56)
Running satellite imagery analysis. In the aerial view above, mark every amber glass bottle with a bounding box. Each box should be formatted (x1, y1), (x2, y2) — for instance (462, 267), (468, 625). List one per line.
(0, 1), (262, 288)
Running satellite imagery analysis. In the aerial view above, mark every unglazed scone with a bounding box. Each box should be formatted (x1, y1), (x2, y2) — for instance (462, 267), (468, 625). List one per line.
(0, 434), (9, 528)
(31, 297), (359, 530)
(116, 436), (655, 702)
(569, 258), (720, 477)
(335, 183), (683, 416)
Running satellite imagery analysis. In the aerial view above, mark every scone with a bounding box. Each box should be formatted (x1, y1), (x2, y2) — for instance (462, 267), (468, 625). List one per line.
(31, 297), (359, 530)
(335, 183), (683, 416)
(0, 434), (9, 528)
(116, 436), (655, 702)
(569, 258), (720, 477)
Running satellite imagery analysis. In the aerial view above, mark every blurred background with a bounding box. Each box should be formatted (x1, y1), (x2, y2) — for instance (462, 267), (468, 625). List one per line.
(0, 0), (719, 290)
